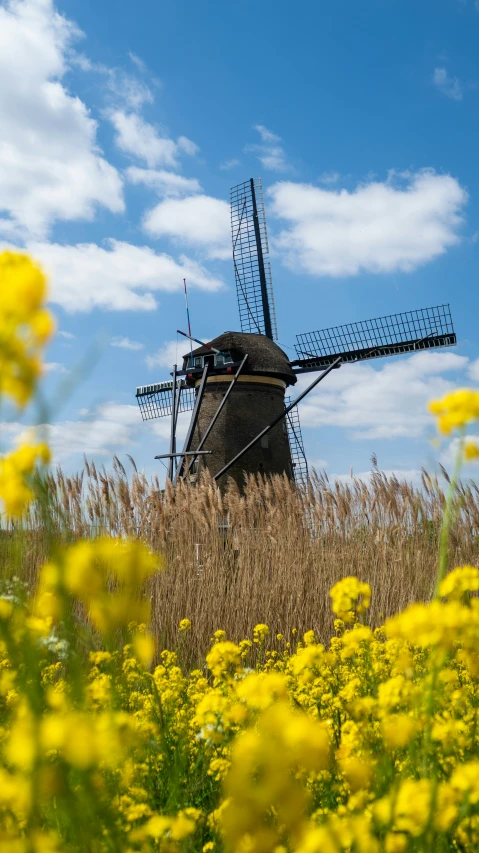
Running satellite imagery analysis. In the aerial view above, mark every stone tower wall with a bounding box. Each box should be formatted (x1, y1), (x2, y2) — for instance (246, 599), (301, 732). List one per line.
(190, 375), (293, 489)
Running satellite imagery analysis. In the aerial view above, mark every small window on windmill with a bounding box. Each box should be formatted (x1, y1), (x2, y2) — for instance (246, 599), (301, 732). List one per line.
(194, 356), (203, 368)
(215, 353), (225, 367)
(261, 436), (269, 449)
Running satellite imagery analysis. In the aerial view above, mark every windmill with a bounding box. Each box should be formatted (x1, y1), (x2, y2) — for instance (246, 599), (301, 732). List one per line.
(136, 178), (457, 490)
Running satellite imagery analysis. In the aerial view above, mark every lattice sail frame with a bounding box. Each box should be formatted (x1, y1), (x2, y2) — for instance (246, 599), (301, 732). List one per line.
(294, 304), (456, 371)
(136, 380), (195, 421)
(230, 178), (278, 340)
(285, 397), (309, 486)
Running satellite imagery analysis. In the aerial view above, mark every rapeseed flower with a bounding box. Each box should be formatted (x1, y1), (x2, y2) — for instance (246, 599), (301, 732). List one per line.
(0, 251), (54, 407)
(428, 388), (479, 435)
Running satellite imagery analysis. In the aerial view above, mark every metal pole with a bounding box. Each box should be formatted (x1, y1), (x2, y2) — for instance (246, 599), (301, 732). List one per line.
(177, 329), (223, 355)
(188, 354), (248, 471)
(168, 364), (177, 481)
(155, 451), (211, 460)
(213, 357), (342, 483)
(250, 178), (273, 339)
(174, 363), (209, 484)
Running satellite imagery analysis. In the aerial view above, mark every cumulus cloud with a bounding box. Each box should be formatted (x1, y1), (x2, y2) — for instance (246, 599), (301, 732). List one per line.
(245, 125), (290, 172)
(308, 457), (329, 470)
(220, 158), (240, 171)
(146, 341), (185, 371)
(108, 107), (198, 169)
(109, 111), (180, 168)
(433, 67), (463, 101)
(1, 402), (190, 466)
(468, 359), (479, 382)
(269, 170), (467, 277)
(177, 136), (200, 156)
(329, 468), (423, 486)
(110, 337), (144, 351)
(318, 171), (341, 185)
(126, 167), (202, 197)
(3, 238), (224, 312)
(298, 351), (468, 439)
(146, 335), (212, 371)
(0, 0), (124, 239)
(143, 195), (231, 259)
(44, 361), (69, 374)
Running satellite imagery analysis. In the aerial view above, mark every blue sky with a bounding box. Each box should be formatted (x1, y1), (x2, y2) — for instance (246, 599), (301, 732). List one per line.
(1, 0), (478, 482)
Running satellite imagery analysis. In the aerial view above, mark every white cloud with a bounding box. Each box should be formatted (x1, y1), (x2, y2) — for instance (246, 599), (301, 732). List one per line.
(146, 340), (184, 371)
(128, 51), (147, 74)
(126, 167), (202, 197)
(245, 125), (290, 172)
(468, 359), (479, 383)
(145, 335), (212, 371)
(318, 171), (341, 185)
(109, 110), (179, 168)
(44, 361), (68, 373)
(0, 0), (124, 239)
(1, 402), (189, 467)
(177, 136), (199, 156)
(4, 238), (224, 312)
(106, 69), (154, 111)
(110, 336), (144, 351)
(433, 67), (463, 101)
(269, 170), (467, 277)
(108, 108), (199, 169)
(220, 158), (240, 170)
(57, 330), (75, 339)
(298, 351), (468, 439)
(329, 468), (423, 486)
(143, 195), (231, 259)
(308, 457), (329, 469)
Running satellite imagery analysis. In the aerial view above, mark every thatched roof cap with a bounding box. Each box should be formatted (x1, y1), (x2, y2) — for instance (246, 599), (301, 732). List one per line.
(184, 331), (297, 385)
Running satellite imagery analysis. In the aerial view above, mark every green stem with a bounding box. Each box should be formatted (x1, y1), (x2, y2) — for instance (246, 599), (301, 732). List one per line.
(435, 434), (464, 597)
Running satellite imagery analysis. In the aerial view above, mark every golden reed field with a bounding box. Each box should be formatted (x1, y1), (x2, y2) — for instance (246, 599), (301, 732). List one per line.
(2, 462), (479, 662)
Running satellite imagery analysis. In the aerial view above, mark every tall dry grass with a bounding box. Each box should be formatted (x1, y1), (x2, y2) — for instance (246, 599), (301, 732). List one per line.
(1, 458), (479, 662)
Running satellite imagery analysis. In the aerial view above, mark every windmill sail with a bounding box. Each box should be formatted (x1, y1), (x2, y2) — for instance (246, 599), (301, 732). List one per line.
(292, 304), (456, 374)
(285, 397), (309, 486)
(136, 380), (195, 421)
(230, 178), (278, 340)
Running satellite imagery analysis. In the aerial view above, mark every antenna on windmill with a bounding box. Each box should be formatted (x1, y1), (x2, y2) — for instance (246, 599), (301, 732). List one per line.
(183, 278), (193, 362)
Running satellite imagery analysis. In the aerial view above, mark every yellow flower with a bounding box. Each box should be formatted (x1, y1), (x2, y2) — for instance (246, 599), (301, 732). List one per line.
(206, 641), (242, 679)
(393, 779), (432, 836)
(34, 537), (161, 633)
(236, 672), (288, 711)
(330, 577), (371, 623)
(303, 630), (316, 645)
(464, 440), (479, 461)
(382, 714), (417, 750)
(179, 618), (192, 632)
(133, 633), (155, 668)
(439, 565), (479, 601)
(339, 756), (375, 792)
(428, 388), (479, 435)
(253, 623), (269, 644)
(0, 251), (55, 408)
(0, 441), (51, 518)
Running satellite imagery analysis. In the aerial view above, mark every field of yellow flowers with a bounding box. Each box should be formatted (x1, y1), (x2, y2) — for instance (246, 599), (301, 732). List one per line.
(3, 251), (479, 852)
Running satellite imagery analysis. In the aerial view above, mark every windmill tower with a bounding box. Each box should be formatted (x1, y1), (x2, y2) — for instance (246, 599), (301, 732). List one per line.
(136, 178), (457, 490)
